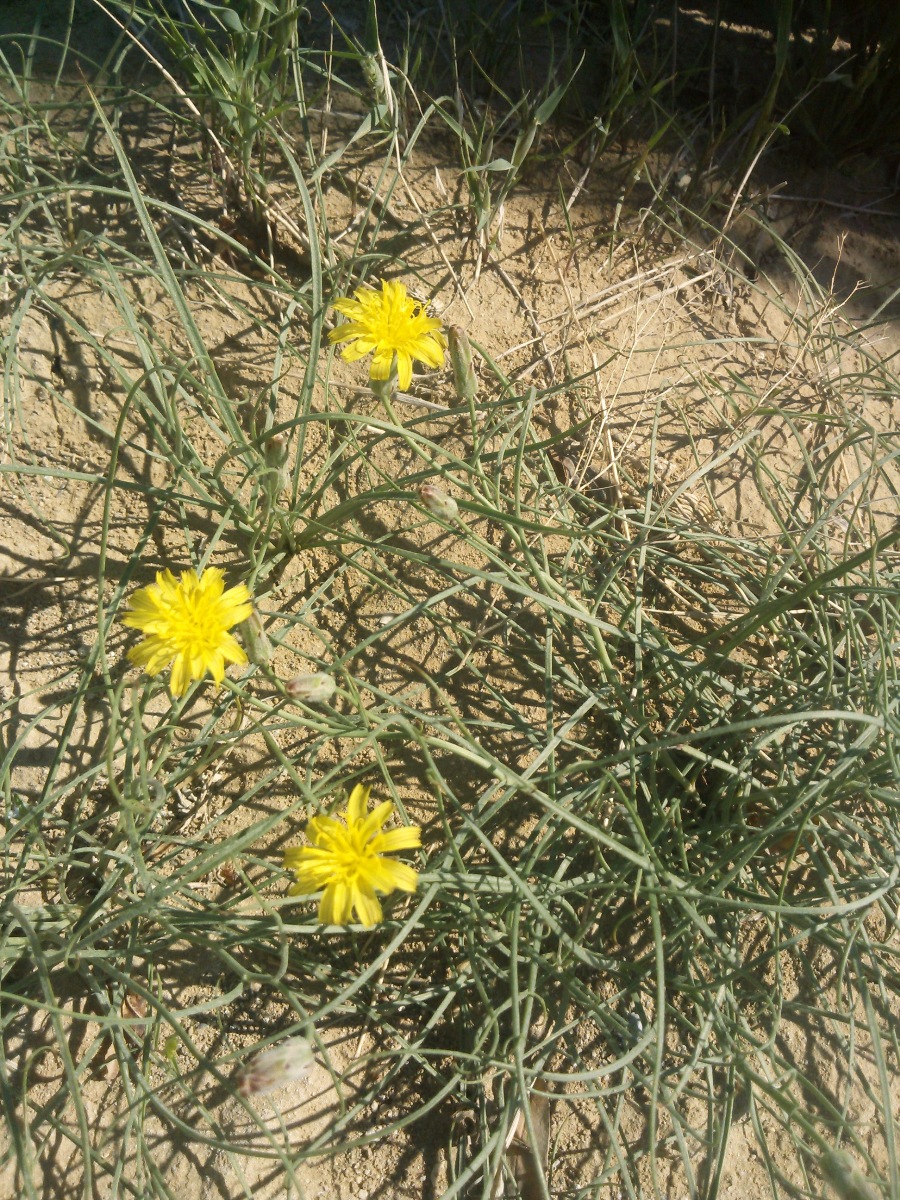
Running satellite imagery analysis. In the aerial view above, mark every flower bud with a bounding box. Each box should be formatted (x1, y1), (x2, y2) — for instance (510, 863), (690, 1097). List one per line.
(264, 434), (290, 469)
(419, 484), (458, 522)
(262, 434), (290, 504)
(820, 1151), (879, 1200)
(360, 53), (385, 104)
(241, 608), (272, 667)
(447, 325), (477, 403)
(236, 1035), (314, 1097)
(285, 672), (337, 704)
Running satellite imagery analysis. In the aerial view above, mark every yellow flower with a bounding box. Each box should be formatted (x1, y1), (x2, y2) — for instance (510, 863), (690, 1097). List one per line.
(123, 567), (253, 697)
(284, 784), (421, 927)
(328, 279), (446, 391)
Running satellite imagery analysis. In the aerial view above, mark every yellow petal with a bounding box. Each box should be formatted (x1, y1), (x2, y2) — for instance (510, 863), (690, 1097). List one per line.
(411, 334), (446, 368)
(339, 339), (378, 363)
(218, 632), (248, 667)
(128, 639), (164, 669)
(220, 584), (253, 619)
(143, 643), (176, 675)
(200, 567), (225, 596)
(124, 591), (164, 620)
(287, 849), (338, 891)
(362, 856), (408, 894)
(395, 352), (414, 390)
(352, 883), (383, 928)
(319, 880), (352, 925)
(306, 814), (345, 848)
(170, 653), (192, 697)
(331, 296), (366, 320)
(207, 650), (226, 686)
(381, 279), (406, 305)
(355, 805), (391, 848)
(329, 321), (367, 344)
(156, 568), (180, 594)
(378, 860), (419, 894)
(375, 826), (422, 853)
(345, 784), (371, 825)
(369, 349), (395, 381)
(291, 863), (332, 892)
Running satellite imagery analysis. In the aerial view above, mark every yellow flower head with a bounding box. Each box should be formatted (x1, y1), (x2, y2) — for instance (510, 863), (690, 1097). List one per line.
(328, 279), (446, 391)
(284, 784), (422, 928)
(123, 567), (253, 697)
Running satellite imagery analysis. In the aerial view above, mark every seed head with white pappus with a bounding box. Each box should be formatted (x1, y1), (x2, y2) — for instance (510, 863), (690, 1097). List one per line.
(236, 1036), (314, 1097)
(285, 672), (337, 704)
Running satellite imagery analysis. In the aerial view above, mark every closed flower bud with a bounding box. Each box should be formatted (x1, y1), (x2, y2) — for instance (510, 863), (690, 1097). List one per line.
(447, 325), (477, 403)
(820, 1151), (879, 1200)
(360, 53), (384, 101)
(236, 1035), (314, 1097)
(241, 608), (272, 667)
(285, 672), (337, 704)
(263, 434), (290, 469)
(262, 434), (290, 502)
(419, 483), (459, 522)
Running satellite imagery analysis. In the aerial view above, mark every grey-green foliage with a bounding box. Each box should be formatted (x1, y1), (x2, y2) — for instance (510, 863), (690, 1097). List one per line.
(107, 0), (304, 219)
(1, 6), (899, 1200)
